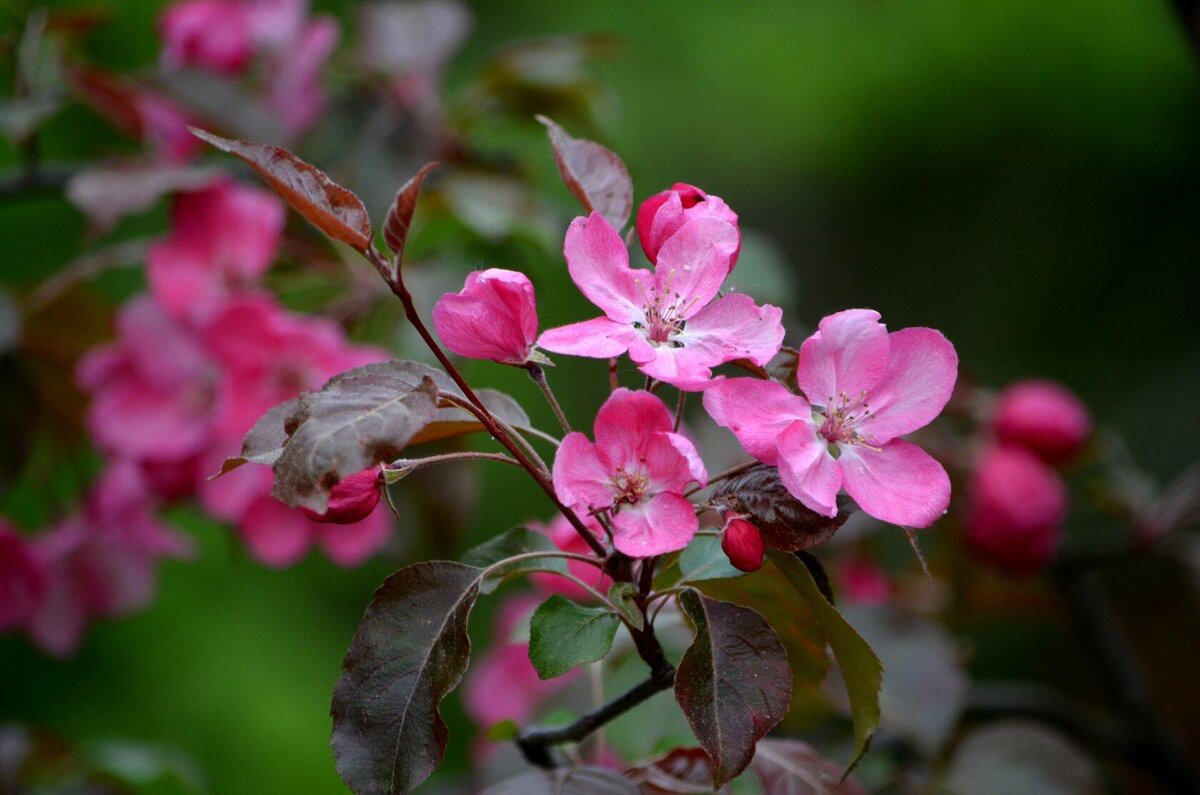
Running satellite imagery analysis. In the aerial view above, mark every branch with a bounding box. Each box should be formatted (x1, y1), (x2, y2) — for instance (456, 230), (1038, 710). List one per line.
(0, 163), (74, 202)
(526, 363), (572, 434)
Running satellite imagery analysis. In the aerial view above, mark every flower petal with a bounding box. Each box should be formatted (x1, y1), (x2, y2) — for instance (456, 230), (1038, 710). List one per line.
(677, 292), (784, 365)
(432, 268), (538, 364)
(593, 388), (673, 470)
(551, 432), (614, 509)
(564, 212), (644, 322)
(839, 440), (950, 528)
(775, 420), (842, 517)
(859, 327), (958, 443)
(640, 430), (706, 495)
(316, 508), (392, 567)
(538, 316), (637, 359)
(652, 217), (739, 317)
(611, 492), (697, 557)
(702, 378), (811, 465)
(796, 308), (889, 408)
(238, 496), (313, 567)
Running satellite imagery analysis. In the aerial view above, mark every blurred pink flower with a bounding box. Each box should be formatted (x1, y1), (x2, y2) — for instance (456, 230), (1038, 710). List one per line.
(528, 514), (610, 600)
(992, 379), (1091, 465)
(432, 268), (540, 365)
(553, 389), (706, 557)
(0, 522), (47, 633)
(966, 445), (1068, 575)
(134, 92), (203, 163)
(704, 309), (957, 528)
(237, 493), (391, 568)
(839, 555), (892, 605)
(636, 183), (740, 268)
(265, 13), (338, 137)
(159, 0), (254, 75)
(720, 515), (764, 572)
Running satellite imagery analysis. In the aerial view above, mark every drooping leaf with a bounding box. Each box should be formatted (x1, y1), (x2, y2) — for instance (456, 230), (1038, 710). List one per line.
(462, 526), (567, 594)
(331, 561), (483, 795)
(528, 595), (619, 679)
(383, 162), (438, 262)
(480, 766), (638, 795)
(766, 551), (882, 776)
(679, 535), (746, 583)
(536, 114), (633, 230)
(710, 465), (855, 552)
(674, 589), (792, 787)
(190, 128), (373, 251)
(66, 161), (219, 234)
(411, 386), (530, 446)
(608, 581), (644, 630)
(214, 396), (300, 477)
(940, 721), (1104, 795)
(750, 738), (868, 795)
(272, 361), (441, 512)
(625, 747), (729, 794)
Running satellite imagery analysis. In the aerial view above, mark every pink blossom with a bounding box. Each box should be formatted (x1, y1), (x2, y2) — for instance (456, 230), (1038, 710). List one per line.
(966, 445), (1067, 575)
(265, 14), (338, 137)
(839, 555), (892, 605)
(237, 493), (391, 568)
(703, 309), (957, 528)
(552, 389), (706, 557)
(134, 92), (202, 163)
(432, 269), (539, 365)
(992, 379), (1091, 465)
(147, 181), (285, 323)
(302, 467), (384, 525)
(539, 212), (782, 389)
(721, 515), (765, 572)
(0, 522), (46, 633)
(528, 514), (611, 600)
(159, 0), (254, 75)
(636, 183), (739, 269)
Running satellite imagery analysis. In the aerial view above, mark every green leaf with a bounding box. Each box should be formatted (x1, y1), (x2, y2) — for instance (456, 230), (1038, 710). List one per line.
(607, 581), (644, 630)
(674, 589), (792, 787)
(331, 561), (483, 794)
(462, 527), (568, 594)
(767, 551), (883, 777)
(679, 535), (745, 583)
(528, 595), (619, 680)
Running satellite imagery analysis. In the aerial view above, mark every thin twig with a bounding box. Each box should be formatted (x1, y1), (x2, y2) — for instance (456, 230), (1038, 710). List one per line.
(386, 450), (521, 477)
(684, 459), (759, 497)
(527, 363), (572, 434)
(673, 390), (687, 432)
(608, 358), (619, 392)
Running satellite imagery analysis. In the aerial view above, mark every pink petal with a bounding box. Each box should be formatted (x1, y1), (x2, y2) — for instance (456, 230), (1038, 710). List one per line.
(538, 316), (637, 359)
(432, 268), (538, 364)
(551, 432), (614, 510)
(641, 431), (706, 495)
(839, 440), (950, 528)
(593, 389), (673, 471)
(611, 492), (697, 557)
(667, 432), (708, 487)
(238, 496), (314, 567)
(796, 309), (890, 408)
(146, 236), (221, 322)
(859, 327), (957, 443)
(702, 378), (811, 465)
(657, 292), (784, 388)
(775, 420), (842, 517)
(651, 217), (739, 316)
(563, 212), (644, 322)
(316, 507), (392, 567)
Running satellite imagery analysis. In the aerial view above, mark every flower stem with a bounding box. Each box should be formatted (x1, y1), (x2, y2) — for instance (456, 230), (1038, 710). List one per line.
(526, 363), (572, 434)
(673, 390), (687, 432)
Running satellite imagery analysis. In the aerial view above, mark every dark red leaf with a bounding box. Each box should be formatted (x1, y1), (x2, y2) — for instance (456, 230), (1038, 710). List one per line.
(383, 163), (438, 261)
(626, 747), (729, 794)
(751, 738), (868, 795)
(189, 128), (374, 251)
(674, 589), (792, 787)
(480, 766), (637, 794)
(212, 396), (299, 478)
(710, 464), (855, 552)
(537, 114), (633, 230)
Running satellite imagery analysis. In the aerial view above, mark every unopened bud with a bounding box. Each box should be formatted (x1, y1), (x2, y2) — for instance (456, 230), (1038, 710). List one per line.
(721, 516), (765, 572)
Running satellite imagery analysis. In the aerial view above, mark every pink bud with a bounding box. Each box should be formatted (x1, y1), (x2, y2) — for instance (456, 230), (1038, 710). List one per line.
(721, 516), (765, 572)
(992, 380), (1091, 464)
(302, 468), (383, 525)
(432, 268), (539, 365)
(966, 446), (1068, 575)
(159, 0), (254, 76)
(636, 183), (740, 268)
(840, 555), (891, 606)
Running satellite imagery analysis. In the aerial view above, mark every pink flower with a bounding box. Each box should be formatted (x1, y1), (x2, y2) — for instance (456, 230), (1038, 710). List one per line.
(147, 181), (285, 323)
(237, 493), (391, 568)
(966, 445), (1067, 575)
(134, 92), (202, 163)
(636, 183), (739, 269)
(0, 522), (46, 633)
(432, 269), (539, 365)
(720, 515), (764, 572)
(539, 212), (782, 389)
(839, 555), (891, 605)
(528, 514), (611, 600)
(265, 14), (338, 137)
(301, 467), (384, 525)
(159, 0), (254, 75)
(552, 389), (706, 557)
(704, 309), (957, 528)
(992, 379), (1091, 465)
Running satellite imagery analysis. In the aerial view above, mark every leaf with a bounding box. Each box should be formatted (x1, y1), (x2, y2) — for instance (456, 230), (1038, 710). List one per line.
(331, 561), (482, 795)
(462, 526), (567, 594)
(750, 738), (868, 795)
(480, 766), (638, 795)
(766, 551), (882, 776)
(383, 162), (438, 262)
(214, 397), (300, 477)
(66, 161), (220, 234)
(940, 721), (1104, 795)
(710, 464), (855, 552)
(625, 747), (729, 794)
(528, 595), (619, 679)
(536, 114), (633, 230)
(410, 386), (530, 446)
(608, 581), (644, 630)
(674, 589), (792, 787)
(679, 535), (746, 583)
(272, 361), (441, 512)
(190, 128), (373, 252)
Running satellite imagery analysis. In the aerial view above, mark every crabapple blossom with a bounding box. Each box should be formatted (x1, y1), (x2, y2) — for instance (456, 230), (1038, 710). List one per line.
(160, 0), (254, 75)
(636, 183), (739, 268)
(992, 379), (1091, 464)
(704, 309), (957, 528)
(237, 490), (392, 568)
(134, 91), (202, 163)
(432, 269), (540, 365)
(838, 555), (892, 605)
(966, 445), (1067, 575)
(552, 388), (706, 557)
(527, 514), (611, 600)
(538, 211), (782, 389)
(0, 523), (46, 632)
(301, 467), (384, 525)
(721, 515), (765, 572)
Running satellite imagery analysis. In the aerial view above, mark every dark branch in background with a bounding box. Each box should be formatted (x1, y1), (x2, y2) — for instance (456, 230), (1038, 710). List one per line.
(1170, 0), (1200, 56)
(0, 163), (74, 202)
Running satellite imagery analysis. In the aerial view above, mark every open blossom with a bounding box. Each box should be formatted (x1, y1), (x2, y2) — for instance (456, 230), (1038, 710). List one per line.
(704, 309), (957, 528)
(432, 269), (539, 365)
(992, 379), (1091, 464)
(553, 389), (706, 557)
(160, 0), (254, 75)
(966, 445), (1067, 575)
(636, 183), (739, 268)
(539, 212), (782, 389)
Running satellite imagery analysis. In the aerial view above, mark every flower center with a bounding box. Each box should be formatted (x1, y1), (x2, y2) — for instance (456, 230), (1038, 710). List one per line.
(610, 466), (649, 506)
(813, 390), (879, 456)
(633, 272), (697, 347)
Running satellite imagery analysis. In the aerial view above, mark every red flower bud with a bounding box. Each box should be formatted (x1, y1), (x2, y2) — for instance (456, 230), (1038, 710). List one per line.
(721, 516), (765, 572)
(302, 467), (383, 525)
(966, 446), (1067, 575)
(992, 380), (1091, 465)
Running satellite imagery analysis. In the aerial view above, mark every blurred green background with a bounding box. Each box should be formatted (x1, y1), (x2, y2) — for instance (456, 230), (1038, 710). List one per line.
(2, 0), (1199, 792)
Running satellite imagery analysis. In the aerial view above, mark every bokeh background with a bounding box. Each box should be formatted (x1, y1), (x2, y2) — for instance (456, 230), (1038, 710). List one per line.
(3, 0), (1199, 792)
